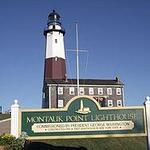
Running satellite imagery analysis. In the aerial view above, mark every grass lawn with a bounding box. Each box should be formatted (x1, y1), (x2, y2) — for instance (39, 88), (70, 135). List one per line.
(0, 114), (11, 121)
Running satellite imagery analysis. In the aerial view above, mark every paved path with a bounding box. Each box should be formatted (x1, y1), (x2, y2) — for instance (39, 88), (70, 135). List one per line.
(0, 118), (11, 135)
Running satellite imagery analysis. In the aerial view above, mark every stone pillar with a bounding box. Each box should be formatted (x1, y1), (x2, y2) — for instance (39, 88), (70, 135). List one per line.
(145, 96), (150, 150)
(11, 100), (20, 138)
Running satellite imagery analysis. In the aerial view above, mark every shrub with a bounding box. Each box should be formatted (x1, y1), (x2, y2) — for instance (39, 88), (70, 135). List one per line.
(0, 134), (15, 145)
(0, 134), (25, 150)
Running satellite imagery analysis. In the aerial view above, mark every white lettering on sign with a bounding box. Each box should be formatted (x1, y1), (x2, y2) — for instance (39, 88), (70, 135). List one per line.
(31, 121), (134, 133)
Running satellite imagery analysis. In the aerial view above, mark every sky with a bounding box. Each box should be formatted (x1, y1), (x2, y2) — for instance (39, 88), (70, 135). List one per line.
(0, 0), (150, 112)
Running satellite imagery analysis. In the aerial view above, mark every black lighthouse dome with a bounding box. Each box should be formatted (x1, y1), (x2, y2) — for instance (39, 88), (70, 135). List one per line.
(44, 10), (65, 35)
(47, 10), (61, 26)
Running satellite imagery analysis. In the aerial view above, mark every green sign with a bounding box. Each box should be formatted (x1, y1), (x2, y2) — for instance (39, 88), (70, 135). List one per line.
(20, 96), (147, 139)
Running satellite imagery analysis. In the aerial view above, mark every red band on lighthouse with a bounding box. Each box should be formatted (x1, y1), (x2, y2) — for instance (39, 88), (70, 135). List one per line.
(44, 57), (66, 80)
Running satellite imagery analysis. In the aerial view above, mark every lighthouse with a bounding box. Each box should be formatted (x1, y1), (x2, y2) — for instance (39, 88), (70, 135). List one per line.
(43, 10), (66, 80)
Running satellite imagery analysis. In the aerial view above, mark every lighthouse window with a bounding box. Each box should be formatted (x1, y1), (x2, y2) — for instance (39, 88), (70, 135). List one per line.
(55, 39), (57, 43)
(55, 57), (58, 61)
(58, 87), (63, 95)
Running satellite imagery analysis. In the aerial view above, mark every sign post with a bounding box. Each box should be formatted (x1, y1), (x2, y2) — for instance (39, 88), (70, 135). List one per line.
(11, 100), (20, 138)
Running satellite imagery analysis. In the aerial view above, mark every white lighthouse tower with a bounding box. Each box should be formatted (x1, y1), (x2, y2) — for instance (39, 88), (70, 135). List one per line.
(44, 10), (66, 80)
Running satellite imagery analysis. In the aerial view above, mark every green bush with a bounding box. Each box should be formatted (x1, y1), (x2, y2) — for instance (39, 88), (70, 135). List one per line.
(0, 134), (25, 150)
(0, 134), (15, 145)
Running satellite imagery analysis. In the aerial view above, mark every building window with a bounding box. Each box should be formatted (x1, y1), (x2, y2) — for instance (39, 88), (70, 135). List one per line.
(89, 88), (94, 95)
(79, 87), (84, 95)
(117, 100), (122, 107)
(58, 87), (63, 95)
(108, 100), (113, 107)
(107, 88), (112, 95)
(98, 88), (103, 95)
(69, 87), (75, 95)
(42, 92), (45, 99)
(116, 88), (122, 95)
(58, 99), (63, 108)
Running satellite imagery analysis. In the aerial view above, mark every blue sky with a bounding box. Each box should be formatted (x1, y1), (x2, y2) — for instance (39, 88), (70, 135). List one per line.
(0, 0), (150, 111)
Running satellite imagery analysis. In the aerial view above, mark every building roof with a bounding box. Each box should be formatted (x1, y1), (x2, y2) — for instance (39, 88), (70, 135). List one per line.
(45, 78), (124, 86)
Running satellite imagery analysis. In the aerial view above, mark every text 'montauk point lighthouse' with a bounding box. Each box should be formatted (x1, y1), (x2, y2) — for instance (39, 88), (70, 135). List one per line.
(42, 10), (124, 109)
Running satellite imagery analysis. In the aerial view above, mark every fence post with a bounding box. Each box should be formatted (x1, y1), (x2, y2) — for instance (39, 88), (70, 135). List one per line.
(145, 96), (150, 150)
(11, 100), (20, 138)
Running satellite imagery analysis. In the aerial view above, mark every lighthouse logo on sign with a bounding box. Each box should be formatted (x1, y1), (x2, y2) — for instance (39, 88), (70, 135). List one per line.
(76, 100), (91, 114)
